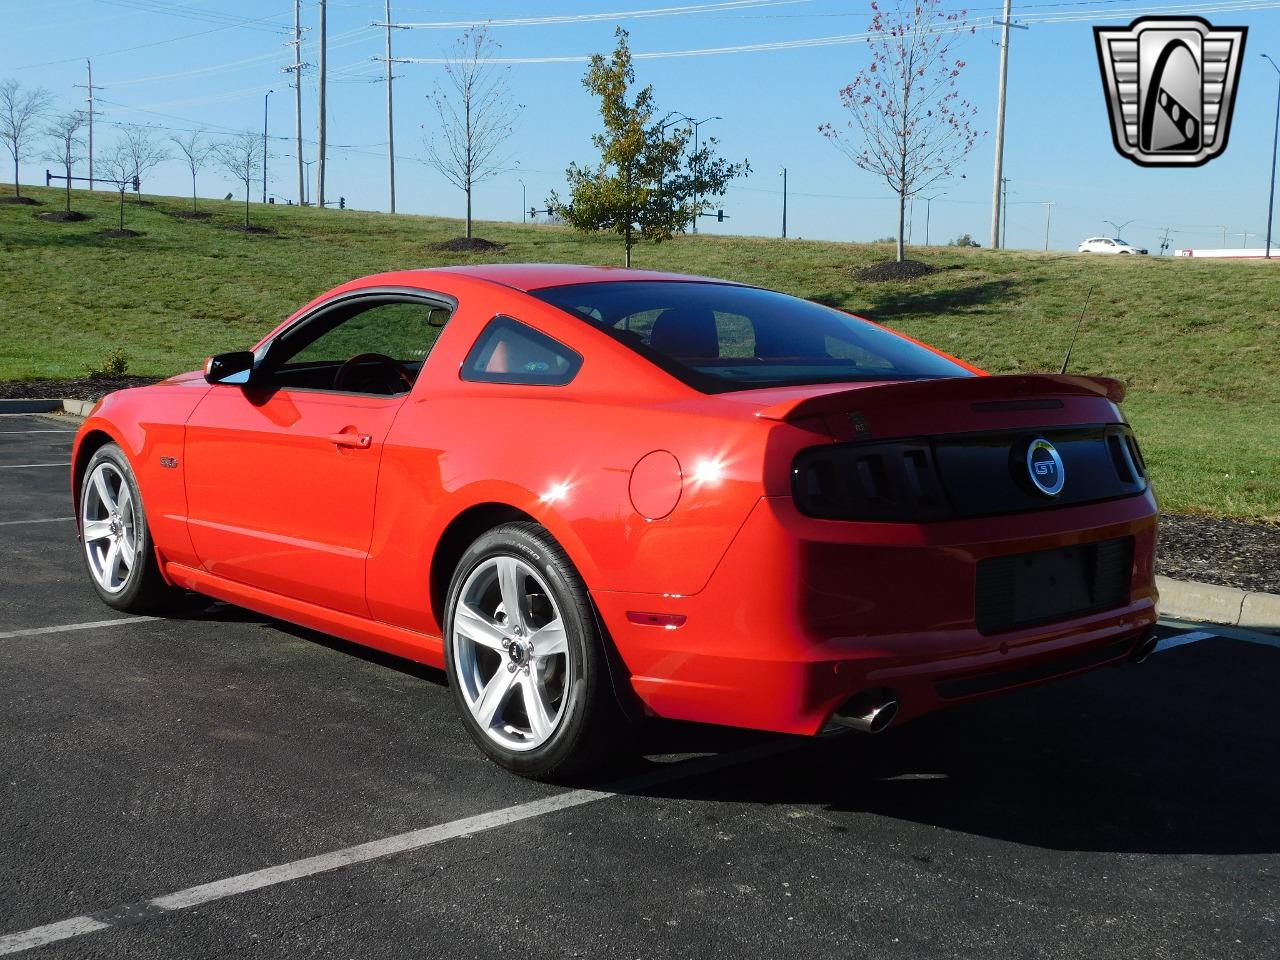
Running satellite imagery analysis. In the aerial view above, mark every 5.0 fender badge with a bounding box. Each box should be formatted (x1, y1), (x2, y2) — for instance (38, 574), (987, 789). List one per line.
(1094, 17), (1247, 167)
(159, 456), (179, 469)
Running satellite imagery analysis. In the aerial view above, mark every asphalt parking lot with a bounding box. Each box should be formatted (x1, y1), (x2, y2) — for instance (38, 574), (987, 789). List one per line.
(2, 412), (1278, 959)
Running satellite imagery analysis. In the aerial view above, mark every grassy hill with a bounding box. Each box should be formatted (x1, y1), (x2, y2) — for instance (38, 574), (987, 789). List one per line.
(2, 185), (1277, 522)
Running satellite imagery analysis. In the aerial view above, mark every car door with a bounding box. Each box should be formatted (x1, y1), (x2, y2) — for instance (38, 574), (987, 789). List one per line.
(183, 291), (452, 616)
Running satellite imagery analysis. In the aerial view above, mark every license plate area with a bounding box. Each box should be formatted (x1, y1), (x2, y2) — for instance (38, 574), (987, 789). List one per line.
(975, 537), (1132, 635)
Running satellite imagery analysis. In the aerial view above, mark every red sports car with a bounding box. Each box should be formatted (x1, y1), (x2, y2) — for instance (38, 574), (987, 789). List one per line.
(72, 265), (1158, 779)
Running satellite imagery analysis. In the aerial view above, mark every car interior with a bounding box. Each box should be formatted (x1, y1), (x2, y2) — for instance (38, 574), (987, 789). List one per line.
(256, 297), (453, 396)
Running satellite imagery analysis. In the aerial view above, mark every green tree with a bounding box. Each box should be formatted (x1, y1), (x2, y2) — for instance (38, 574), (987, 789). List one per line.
(551, 28), (747, 267)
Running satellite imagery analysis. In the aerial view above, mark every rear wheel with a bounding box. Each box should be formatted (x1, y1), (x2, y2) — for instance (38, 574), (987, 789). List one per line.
(444, 522), (628, 780)
(79, 443), (177, 612)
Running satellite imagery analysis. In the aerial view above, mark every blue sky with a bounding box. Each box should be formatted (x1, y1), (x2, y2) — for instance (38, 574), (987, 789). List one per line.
(5, 0), (1280, 252)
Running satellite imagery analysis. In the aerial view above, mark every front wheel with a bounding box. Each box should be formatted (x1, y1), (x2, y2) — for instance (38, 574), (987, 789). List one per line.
(79, 443), (177, 612)
(444, 522), (628, 780)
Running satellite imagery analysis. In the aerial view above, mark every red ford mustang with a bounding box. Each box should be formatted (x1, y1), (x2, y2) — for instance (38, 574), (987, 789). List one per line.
(72, 265), (1159, 779)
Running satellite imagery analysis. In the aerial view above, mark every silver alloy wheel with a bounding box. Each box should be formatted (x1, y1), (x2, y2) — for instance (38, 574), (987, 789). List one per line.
(451, 555), (572, 752)
(82, 461), (137, 594)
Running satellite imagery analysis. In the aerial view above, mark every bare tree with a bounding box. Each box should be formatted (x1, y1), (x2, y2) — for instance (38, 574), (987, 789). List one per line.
(97, 141), (136, 232)
(170, 128), (215, 214)
(0, 80), (54, 201)
(215, 132), (262, 229)
(44, 110), (87, 214)
(423, 26), (521, 239)
(118, 124), (169, 202)
(820, 0), (981, 262)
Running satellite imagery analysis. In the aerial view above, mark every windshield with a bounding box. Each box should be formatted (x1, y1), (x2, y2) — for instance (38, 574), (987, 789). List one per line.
(529, 281), (974, 393)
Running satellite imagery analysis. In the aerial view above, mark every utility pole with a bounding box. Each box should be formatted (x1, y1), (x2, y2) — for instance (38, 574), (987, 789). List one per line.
(989, 2), (1026, 249)
(73, 60), (103, 189)
(262, 89), (273, 203)
(317, 0), (327, 209)
(1220, 225), (1228, 247)
(1241, 230), (1251, 247)
(1001, 177), (1010, 248)
(1043, 201), (1053, 251)
(286, 0), (306, 206)
(780, 166), (787, 239)
(989, 0), (1012, 248)
(518, 178), (526, 222)
(1158, 226), (1171, 255)
(1263, 54), (1280, 257)
(384, 0), (396, 213)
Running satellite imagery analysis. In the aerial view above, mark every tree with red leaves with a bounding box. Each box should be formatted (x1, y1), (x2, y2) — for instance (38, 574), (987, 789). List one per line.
(821, 0), (982, 262)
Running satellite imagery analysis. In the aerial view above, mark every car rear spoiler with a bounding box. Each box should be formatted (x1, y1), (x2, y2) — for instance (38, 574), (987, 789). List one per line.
(753, 374), (1126, 423)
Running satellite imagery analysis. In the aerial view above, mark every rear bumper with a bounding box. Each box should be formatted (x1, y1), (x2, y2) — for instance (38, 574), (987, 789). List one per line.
(594, 490), (1159, 735)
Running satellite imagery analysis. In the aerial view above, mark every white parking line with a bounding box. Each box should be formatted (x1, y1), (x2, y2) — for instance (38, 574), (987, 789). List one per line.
(0, 463), (71, 470)
(0, 617), (158, 641)
(0, 738), (794, 955)
(1155, 630), (1217, 653)
(0, 516), (73, 527)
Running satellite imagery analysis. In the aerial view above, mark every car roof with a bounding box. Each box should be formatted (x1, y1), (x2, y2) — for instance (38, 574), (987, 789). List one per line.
(421, 263), (742, 292)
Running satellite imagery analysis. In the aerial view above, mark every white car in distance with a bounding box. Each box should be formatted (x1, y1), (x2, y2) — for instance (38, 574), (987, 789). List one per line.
(1077, 237), (1148, 255)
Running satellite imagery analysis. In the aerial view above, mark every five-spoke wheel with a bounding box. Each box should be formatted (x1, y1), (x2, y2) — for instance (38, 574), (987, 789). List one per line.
(78, 443), (176, 612)
(452, 555), (571, 751)
(444, 522), (629, 780)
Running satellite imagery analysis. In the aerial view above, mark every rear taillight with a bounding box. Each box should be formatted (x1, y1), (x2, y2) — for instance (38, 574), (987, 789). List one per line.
(792, 440), (953, 522)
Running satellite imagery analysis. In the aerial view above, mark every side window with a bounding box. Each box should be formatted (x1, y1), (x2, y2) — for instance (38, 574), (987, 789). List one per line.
(461, 316), (582, 386)
(266, 297), (453, 395)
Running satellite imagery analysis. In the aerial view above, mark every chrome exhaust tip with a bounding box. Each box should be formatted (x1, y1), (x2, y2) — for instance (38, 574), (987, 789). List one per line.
(1128, 632), (1159, 664)
(830, 689), (899, 734)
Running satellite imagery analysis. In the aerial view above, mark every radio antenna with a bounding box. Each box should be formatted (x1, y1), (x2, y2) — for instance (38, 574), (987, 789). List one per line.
(1060, 285), (1095, 375)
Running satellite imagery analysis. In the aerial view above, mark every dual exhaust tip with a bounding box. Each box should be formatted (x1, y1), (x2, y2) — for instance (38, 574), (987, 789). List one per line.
(829, 688), (899, 734)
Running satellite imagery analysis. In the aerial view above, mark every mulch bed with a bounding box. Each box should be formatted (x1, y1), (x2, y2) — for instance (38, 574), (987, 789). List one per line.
(170, 210), (212, 220)
(0, 375), (161, 401)
(36, 210), (91, 222)
(852, 259), (938, 282)
(1156, 513), (1279, 595)
(0, 195), (42, 206)
(434, 237), (506, 253)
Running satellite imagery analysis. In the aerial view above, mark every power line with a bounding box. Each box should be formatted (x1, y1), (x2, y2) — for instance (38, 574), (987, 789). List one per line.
(383, 0), (808, 29)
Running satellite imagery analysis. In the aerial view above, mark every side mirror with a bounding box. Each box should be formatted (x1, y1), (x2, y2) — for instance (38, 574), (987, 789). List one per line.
(204, 351), (256, 385)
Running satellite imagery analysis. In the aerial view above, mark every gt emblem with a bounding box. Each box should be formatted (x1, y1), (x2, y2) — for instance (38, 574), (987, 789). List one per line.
(1094, 17), (1247, 167)
(1026, 438), (1065, 497)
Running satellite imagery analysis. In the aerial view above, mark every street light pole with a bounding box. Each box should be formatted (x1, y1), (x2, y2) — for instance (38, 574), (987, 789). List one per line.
(687, 115), (721, 234)
(780, 167), (787, 239)
(518, 178), (526, 223)
(1263, 54), (1280, 258)
(1104, 218), (1135, 237)
(302, 159), (315, 205)
(262, 88), (273, 203)
(923, 192), (944, 246)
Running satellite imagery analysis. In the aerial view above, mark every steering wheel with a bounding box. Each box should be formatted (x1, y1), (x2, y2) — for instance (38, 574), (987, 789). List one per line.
(332, 353), (415, 394)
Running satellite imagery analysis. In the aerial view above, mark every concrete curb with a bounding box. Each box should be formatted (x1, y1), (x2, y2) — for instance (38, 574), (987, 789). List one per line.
(9, 396), (1278, 631)
(1157, 575), (1280, 631)
(0, 398), (95, 416)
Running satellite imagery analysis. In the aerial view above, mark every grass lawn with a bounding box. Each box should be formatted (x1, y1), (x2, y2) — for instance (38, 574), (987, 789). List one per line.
(2, 185), (1278, 522)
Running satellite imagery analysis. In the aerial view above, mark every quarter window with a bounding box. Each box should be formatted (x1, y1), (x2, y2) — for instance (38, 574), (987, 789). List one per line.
(461, 316), (582, 386)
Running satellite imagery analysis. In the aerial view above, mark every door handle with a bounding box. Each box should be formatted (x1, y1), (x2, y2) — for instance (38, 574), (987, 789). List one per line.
(329, 431), (372, 449)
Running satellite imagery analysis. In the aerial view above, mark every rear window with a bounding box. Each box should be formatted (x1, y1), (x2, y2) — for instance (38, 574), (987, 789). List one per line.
(529, 281), (973, 393)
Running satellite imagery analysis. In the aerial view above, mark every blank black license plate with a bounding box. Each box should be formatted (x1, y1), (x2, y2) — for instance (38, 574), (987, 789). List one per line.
(975, 538), (1132, 635)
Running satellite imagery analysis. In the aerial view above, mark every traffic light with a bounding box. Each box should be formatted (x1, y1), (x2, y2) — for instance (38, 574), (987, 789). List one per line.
(716, 209), (724, 222)
(338, 196), (345, 209)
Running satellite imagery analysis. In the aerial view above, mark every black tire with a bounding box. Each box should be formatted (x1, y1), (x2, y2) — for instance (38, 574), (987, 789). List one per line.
(78, 442), (178, 613)
(443, 521), (631, 781)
